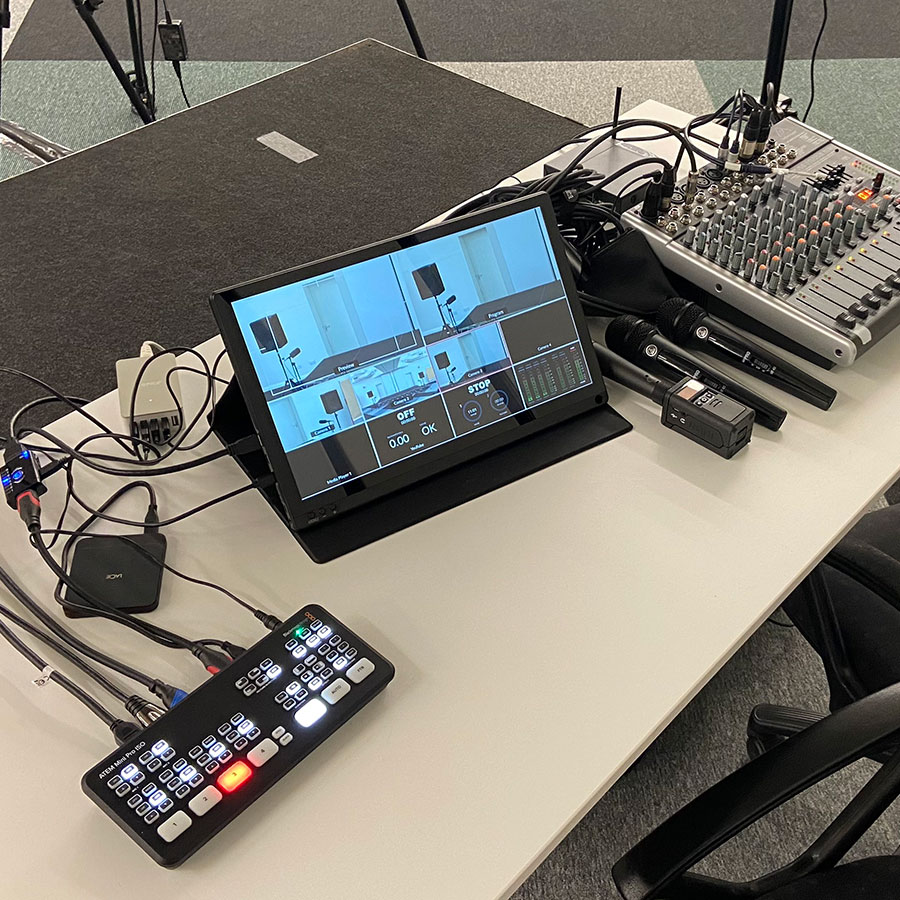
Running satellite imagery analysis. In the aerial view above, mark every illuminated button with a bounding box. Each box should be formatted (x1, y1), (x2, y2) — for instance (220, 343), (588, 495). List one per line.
(333, 656), (348, 671)
(279, 733), (293, 747)
(144, 810), (159, 824)
(188, 785), (222, 816)
(272, 726), (285, 739)
(180, 765), (197, 782)
(219, 750), (233, 764)
(321, 668), (333, 681)
(201, 735), (215, 748)
(230, 713), (244, 725)
(317, 626), (332, 638)
(175, 784), (190, 799)
(322, 678), (351, 705)
(190, 773), (204, 787)
(347, 658), (375, 684)
(247, 738), (279, 767)
(286, 681), (302, 696)
(226, 730), (240, 743)
(312, 662), (325, 674)
(338, 641), (349, 652)
(161, 748), (175, 761)
(151, 740), (168, 756)
(326, 650), (339, 663)
(295, 698), (327, 728)
(189, 747), (203, 760)
(292, 646), (307, 660)
(149, 790), (167, 807)
(197, 753), (211, 766)
(237, 719), (254, 735)
(159, 798), (174, 813)
(328, 635), (342, 647)
(136, 802), (151, 816)
(121, 764), (139, 780)
(309, 677), (323, 691)
(285, 639), (298, 651)
(139, 751), (154, 764)
(146, 758), (161, 773)
(210, 742), (227, 758)
(132, 772), (145, 786)
(156, 810), (192, 843)
(247, 727), (260, 740)
(248, 668), (260, 679)
(234, 738), (248, 751)
(205, 762), (220, 774)
(345, 647), (357, 660)
(217, 760), (252, 793)
(217, 724), (230, 736)
(159, 769), (174, 786)
(267, 665), (282, 679)
(300, 671), (313, 683)
(305, 635), (322, 648)
(275, 690), (288, 703)
(115, 784), (131, 797)
(108, 776), (122, 790)
(304, 656), (318, 668)
(310, 618), (323, 630)
(261, 659), (273, 670)
(172, 758), (187, 773)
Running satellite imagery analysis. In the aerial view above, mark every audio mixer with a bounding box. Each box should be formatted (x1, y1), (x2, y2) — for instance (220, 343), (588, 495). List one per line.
(623, 117), (900, 366)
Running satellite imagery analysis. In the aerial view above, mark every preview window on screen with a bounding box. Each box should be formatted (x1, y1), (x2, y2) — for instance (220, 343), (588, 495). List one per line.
(231, 207), (591, 499)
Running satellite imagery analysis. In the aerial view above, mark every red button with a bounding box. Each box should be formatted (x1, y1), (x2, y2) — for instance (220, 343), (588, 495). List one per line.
(217, 760), (252, 793)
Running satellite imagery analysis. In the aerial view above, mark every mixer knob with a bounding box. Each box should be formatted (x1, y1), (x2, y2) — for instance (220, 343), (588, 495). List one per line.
(849, 302), (870, 320)
(860, 292), (882, 310)
(874, 283), (893, 299)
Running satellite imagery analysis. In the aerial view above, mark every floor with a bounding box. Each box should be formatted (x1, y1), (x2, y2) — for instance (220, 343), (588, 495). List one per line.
(4, 1), (900, 896)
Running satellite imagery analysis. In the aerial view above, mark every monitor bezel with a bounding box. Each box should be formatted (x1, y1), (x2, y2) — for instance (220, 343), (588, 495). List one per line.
(211, 193), (607, 531)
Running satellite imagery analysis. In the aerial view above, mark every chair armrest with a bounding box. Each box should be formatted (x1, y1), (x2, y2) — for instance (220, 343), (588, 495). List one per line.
(612, 682), (900, 900)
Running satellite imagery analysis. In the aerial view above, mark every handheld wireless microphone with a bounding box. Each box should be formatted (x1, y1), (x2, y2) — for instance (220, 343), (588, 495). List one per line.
(605, 315), (787, 431)
(594, 342), (753, 458)
(656, 298), (837, 410)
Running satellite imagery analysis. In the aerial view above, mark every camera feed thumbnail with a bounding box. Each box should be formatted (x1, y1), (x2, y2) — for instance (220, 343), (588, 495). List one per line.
(427, 323), (510, 389)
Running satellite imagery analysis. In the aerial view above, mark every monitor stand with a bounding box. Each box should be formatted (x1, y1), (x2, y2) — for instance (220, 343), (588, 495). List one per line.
(210, 379), (632, 563)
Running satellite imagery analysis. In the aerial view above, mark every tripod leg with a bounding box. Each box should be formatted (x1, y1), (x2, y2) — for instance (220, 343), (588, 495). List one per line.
(71, 0), (154, 123)
(394, 0), (428, 60)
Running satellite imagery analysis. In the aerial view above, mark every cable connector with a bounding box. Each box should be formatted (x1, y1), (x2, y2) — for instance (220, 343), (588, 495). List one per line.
(191, 645), (232, 675)
(125, 696), (167, 726)
(659, 165), (676, 211)
(143, 502), (160, 533)
(111, 718), (144, 746)
(218, 641), (248, 659)
(254, 610), (283, 631)
(150, 680), (189, 709)
(16, 491), (42, 532)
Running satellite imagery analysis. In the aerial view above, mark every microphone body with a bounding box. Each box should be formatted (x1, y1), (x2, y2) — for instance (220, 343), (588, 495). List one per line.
(605, 316), (787, 431)
(594, 343), (754, 458)
(657, 298), (837, 410)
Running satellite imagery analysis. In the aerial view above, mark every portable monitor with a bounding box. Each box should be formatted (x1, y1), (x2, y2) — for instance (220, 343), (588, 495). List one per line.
(211, 194), (624, 544)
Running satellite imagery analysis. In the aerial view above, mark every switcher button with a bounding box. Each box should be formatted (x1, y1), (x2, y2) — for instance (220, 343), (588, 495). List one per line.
(322, 678), (351, 705)
(247, 738), (279, 767)
(188, 785), (223, 816)
(157, 810), (192, 843)
(347, 658), (375, 684)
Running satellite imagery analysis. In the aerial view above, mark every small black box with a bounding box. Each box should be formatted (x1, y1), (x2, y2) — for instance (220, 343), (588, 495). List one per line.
(63, 534), (167, 618)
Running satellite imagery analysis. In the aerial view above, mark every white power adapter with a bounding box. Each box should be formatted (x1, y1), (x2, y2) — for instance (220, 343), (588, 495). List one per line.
(115, 342), (183, 453)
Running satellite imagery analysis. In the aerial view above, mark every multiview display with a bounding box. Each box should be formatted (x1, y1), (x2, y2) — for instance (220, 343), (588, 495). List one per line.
(231, 206), (592, 499)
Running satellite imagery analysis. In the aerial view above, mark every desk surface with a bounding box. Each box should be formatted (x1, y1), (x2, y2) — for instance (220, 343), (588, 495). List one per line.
(3, 93), (900, 900)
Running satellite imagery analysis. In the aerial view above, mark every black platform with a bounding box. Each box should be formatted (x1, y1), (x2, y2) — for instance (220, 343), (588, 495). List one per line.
(0, 40), (585, 432)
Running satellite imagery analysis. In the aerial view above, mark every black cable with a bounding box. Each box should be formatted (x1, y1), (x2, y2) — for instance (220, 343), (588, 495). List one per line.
(0, 616), (118, 726)
(0, 556), (158, 688)
(0, 598), (130, 703)
(150, 0), (159, 110)
(803, 0), (829, 122)
(174, 64), (190, 108)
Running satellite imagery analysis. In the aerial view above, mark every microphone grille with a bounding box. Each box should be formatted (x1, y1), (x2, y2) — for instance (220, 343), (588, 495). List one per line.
(657, 297), (705, 343)
(605, 315), (657, 361)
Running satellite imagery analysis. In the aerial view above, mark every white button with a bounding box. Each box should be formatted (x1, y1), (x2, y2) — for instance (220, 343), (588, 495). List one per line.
(157, 810), (192, 843)
(294, 698), (327, 728)
(188, 786), (222, 817)
(278, 733), (293, 746)
(272, 725), (285, 739)
(321, 678), (351, 705)
(346, 658), (375, 684)
(247, 738), (279, 767)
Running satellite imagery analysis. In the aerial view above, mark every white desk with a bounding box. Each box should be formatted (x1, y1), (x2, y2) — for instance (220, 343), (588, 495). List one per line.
(2, 102), (900, 900)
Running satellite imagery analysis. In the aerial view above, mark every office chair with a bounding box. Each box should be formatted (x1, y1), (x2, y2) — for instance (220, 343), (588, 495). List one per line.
(747, 504), (900, 759)
(612, 682), (900, 900)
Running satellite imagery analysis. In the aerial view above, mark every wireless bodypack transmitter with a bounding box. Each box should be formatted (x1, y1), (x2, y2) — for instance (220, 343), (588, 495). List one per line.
(63, 534), (167, 618)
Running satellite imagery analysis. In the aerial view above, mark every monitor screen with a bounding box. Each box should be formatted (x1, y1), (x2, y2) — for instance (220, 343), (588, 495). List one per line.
(221, 201), (597, 509)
